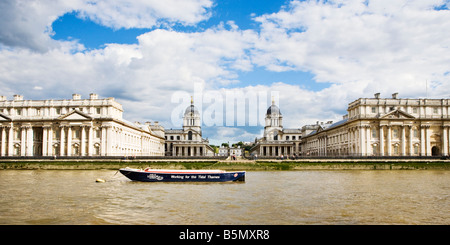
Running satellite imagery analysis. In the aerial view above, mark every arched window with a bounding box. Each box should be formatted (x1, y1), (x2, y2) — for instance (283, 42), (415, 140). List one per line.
(188, 131), (193, 141)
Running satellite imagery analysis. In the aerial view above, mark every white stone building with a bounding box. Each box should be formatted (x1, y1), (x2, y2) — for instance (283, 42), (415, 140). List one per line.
(229, 146), (242, 157)
(218, 146), (229, 157)
(164, 98), (214, 156)
(251, 100), (303, 157)
(302, 93), (450, 157)
(0, 94), (165, 157)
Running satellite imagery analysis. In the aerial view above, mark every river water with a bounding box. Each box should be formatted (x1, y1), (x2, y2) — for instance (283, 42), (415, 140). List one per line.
(0, 170), (448, 225)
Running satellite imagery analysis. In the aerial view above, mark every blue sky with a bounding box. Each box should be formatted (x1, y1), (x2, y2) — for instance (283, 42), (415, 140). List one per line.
(50, 0), (327, 92)
(1, 0), (449, 145)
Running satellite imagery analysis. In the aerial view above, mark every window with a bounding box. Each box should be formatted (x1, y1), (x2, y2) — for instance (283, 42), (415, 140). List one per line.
(372, 145), (378, 155)
(56, 108), (61, 115)
(393, 128), (398, 138)
(292, 136), (296, 140)
(413, 107), (418, 113)
(286, 136), (289, 140)
(414, 145), (419, 154)
(413, 129), (418, 138)
(14, 129), (20, 140)
(372, 128), (377, 138)
(393, 145), (399, 155)
(16, 109), (21, 115)
(433, 108), (438, 114)
(188, 131), (193, 141)
(54, 130), (60, 140)
(73, 129), (80, 139)
(96, 108), (101, 114)
(371, 107), (376, 113)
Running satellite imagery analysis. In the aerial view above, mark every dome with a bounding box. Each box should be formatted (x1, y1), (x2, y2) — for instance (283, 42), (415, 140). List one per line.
(185, 104), (200, 116)
(266, 104), (281, 115)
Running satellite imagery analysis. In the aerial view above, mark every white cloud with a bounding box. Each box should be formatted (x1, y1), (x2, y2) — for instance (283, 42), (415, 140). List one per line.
(1, 0), (450, 144)
(0, 0), (83, 52)
(0, 0), (213, 51)
(78, 0), (213, 29)
(252, 0), (450, 98)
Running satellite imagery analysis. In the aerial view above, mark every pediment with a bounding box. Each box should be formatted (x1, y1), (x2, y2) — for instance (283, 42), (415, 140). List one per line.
(0, 112), (11, 121)
(381, 109), (415, 119)
(58, 110), (92, 121)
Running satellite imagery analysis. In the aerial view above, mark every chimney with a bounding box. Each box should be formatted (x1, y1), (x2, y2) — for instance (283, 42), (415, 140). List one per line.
(374, 93), (380, 99)
(72, 94), (81, 100)
(13, 95), (23, 101)
(392, 92), (398, 99)
(89, 93), (98, 100)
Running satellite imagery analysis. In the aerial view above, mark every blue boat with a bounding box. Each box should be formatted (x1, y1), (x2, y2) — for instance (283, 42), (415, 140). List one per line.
(119, 168), (246, 182)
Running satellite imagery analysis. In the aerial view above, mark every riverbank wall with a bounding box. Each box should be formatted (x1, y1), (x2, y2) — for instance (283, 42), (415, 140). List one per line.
(0, 158), (449, 170)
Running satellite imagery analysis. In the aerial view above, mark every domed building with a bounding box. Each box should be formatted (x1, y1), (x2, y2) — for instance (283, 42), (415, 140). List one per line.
(250, 100), (303, 158)
(164, 97), (214, 157)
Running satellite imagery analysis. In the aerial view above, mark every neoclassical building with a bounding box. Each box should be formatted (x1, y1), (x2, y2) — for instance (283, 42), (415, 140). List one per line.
(0, 94), (165, 157)
(250, 100), (303, 157)
(164, 98), (214, 156)
(302, 93), (450, 157)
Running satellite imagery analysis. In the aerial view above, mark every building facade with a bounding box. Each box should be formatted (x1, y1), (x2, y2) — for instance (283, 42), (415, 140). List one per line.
(164, 98), (214, 156)
(0, 94), (165, 157)
(302, 93), (450, 157)
(251, 100), (302, 157)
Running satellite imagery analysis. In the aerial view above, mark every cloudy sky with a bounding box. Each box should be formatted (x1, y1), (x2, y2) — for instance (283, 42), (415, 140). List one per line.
(1, 0), (449, 145)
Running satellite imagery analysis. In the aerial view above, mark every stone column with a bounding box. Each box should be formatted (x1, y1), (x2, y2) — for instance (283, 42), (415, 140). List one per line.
(420, 126), (425, 156)
(360, 126), (365, 156)
(443, 126), (448, 156)
(101, 127), (106, 156)
(0, 127), (5, 156)
(366, 127), (370, 156)
(408, 126), (413, 156)
(48, 127), (53, 156)
(81, 126), (86, 156)
(67, 126), (72, 156)
(379, 126), (384, 156)
(42, 126), (48, 156)
(401, 126), (406, 156)
(8, 126), (14, 156)
(106, 126), (112, 156)
(448, 126), (450, 156)
(426, 126), (431, 156)
(88, 126), (93, 156)
(60, 126), (65, 156)
(20, 126), (26, 156)
(26, 126), (33, 156)
(386, 126), (392, 156)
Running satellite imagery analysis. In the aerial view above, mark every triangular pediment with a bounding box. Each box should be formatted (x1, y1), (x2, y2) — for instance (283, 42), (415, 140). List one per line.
(381, 109), (415, 119)
(0, 112), (12, 121)
(58, 110), (92, 121)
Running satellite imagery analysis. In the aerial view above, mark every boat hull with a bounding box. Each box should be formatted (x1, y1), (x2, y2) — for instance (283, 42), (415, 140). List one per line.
(119, 169), (246, 182)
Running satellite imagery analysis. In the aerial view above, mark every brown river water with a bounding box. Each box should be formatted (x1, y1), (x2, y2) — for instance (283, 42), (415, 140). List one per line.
(0, 170), (448, 225)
